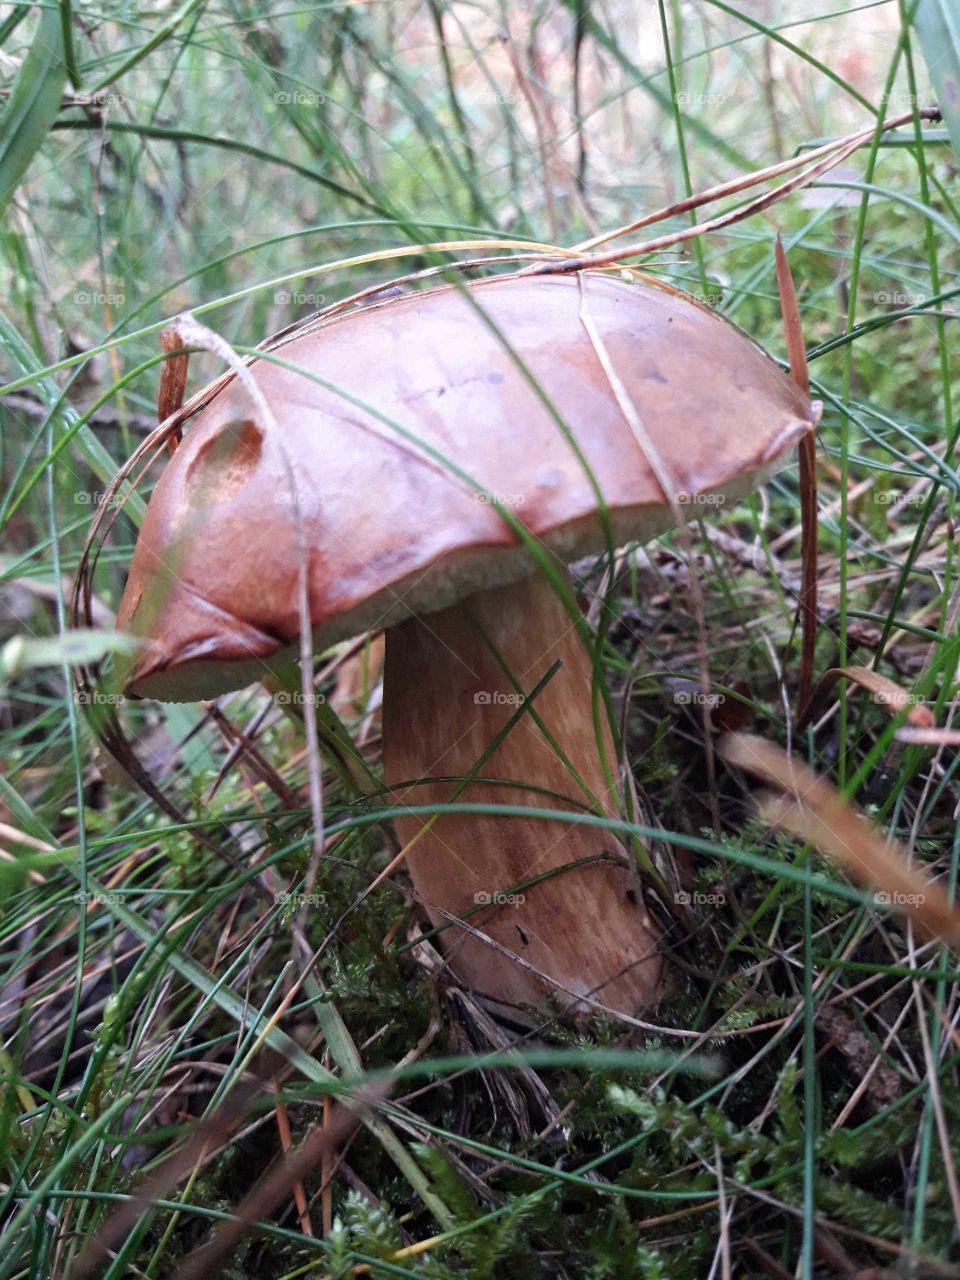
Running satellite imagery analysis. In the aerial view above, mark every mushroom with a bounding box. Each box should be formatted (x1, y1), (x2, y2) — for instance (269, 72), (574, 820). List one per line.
(114, 272), (817, 1025)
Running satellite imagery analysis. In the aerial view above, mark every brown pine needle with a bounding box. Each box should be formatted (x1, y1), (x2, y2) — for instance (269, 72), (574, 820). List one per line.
(273, 1081), (314, 1237)
(573, 108), (938, 255)
(157, 327), (189, 456)
(774, 235), (818, 718)
(322, 1050), (334, 1236)
(798, 666), (935, 731)
(524, 109), (941, 278)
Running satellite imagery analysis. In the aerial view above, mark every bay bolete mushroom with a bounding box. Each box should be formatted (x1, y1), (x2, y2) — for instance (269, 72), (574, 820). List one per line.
(114, 271), (817, 1025)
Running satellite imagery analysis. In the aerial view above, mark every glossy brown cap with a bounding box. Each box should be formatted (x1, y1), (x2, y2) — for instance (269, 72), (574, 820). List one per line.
(116, 272), (818, 700)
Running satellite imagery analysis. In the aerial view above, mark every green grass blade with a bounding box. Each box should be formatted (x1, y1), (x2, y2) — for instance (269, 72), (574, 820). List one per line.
(0, 2), (67, 210)
(913, 0), (960, 157)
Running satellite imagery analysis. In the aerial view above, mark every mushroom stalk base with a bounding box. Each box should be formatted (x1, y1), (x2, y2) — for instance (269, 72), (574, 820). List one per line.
(383, 573), (663, 1025)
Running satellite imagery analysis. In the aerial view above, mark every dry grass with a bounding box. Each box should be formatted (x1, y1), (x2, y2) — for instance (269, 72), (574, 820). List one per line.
(1, 1), (959, 1276)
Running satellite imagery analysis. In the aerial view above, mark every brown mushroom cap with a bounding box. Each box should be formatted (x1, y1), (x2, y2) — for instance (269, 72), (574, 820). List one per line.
(117, 272), (817, 700)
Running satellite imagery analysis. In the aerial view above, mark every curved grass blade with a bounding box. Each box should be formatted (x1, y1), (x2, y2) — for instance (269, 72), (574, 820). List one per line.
(913, 0), (960, 158)
(0, 2), (67, 210)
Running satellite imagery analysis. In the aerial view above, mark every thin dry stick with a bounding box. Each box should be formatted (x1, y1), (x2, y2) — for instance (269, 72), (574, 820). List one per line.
(273, 1081), (314, 1237)
(523, 108), (941, 278)
(712, 1140), (733, 1280)
(913, 981), (960, 1234)
(498, 27), (557, 242)
(157, 329), (189, 456)
(572, 108), (934, 254)
(321, 1049), (334, 1236)
(204, 703), (302, 808)
(774, 236), (818, 719)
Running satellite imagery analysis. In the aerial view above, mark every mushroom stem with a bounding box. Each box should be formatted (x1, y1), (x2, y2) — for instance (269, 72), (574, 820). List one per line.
(383, 572), (663, 1024)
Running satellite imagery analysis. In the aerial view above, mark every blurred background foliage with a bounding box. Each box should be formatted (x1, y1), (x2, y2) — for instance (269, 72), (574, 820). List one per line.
(1, 1), (960, 1277)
